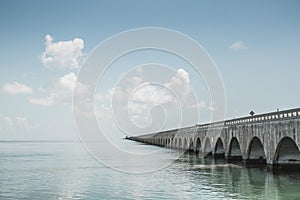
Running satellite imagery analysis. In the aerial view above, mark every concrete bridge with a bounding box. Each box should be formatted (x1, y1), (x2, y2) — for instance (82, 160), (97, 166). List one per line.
(128, 108), (300, 169)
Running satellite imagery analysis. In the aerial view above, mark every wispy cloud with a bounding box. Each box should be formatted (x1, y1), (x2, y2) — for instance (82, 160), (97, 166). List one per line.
(0, 115), (39, 131)
(2, 82), (33, 95)
(28, 72), (77, 106)
(229, 41), (248, 50)
(209, 102), (217, 111)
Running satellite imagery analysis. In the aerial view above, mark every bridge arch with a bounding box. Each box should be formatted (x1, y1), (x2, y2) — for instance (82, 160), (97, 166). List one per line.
(189, 138), (194, 152)
(174, 138), (177, 148)
(247, 137), (266, 162)
(195, 137), (201, 154)
(204, 137), (212, 156)
(228, 137), (242, 159)
(214, 137), (225, 156)
(183, 138), (188, 149)
(178, 138), (182, 149)
(274, 136), (300, 163)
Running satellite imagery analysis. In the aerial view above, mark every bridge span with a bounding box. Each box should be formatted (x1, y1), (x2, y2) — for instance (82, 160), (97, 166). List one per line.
(128, 108), (300, 169)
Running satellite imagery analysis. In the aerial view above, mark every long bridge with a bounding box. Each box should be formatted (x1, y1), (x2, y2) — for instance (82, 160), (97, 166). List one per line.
(127, 108), (300, 169)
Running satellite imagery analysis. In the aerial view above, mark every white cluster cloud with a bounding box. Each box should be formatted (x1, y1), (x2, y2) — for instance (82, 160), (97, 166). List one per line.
(164, 68), (193, 104)
(98, 68), (194, 115)
(130, 83), (173, 105)
(0, 34), (87, 137)
(3, 34), (86, 105)
(229, 41), (248, 50)
(125, 68), (196, 117)
(28, 72), (77, 106)
(95, 68), (205, 130)
(59, 72), (77, 90)
(2, 82), (33, 95)
(28, 34), (86, 106)
(40, 34), (84, 70)
(125, 83), (174, 127)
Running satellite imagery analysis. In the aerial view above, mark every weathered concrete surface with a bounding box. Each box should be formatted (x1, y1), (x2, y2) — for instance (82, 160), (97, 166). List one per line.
(128, 108), (300, 168)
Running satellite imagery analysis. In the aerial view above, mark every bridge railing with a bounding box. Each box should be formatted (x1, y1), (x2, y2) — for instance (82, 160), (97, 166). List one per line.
(224, 108), (300, 126)
(196, 108), (300, 129)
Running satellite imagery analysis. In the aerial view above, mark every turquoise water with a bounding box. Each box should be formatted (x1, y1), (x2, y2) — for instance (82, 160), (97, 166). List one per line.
(1, 140), (300, 200)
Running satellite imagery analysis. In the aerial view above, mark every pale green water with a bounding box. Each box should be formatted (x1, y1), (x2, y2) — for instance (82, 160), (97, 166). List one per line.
(1, 140), (300, 199)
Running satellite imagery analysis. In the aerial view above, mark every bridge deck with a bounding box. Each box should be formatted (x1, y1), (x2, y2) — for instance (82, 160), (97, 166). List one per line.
(128, 108), (300, 169)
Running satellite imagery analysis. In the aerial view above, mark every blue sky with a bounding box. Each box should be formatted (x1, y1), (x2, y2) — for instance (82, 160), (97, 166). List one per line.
(0, 0), (300, 141)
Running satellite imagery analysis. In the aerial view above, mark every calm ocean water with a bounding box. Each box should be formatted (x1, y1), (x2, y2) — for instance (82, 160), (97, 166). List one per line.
(1, 140), (300, 200)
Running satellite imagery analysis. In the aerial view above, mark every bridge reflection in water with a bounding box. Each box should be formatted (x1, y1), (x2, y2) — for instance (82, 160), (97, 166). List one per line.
(176, 154), (300, 199)
(128, 108), (300, 169)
